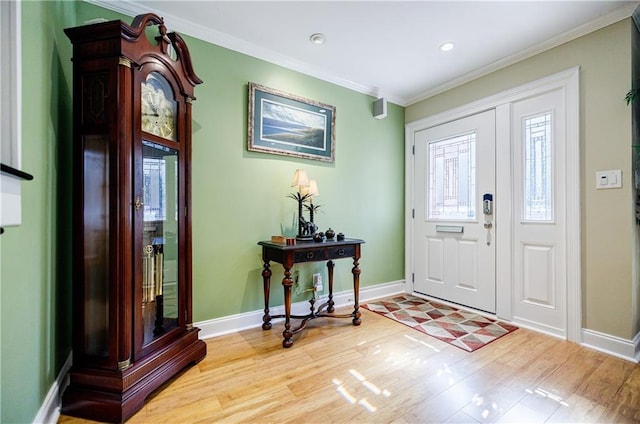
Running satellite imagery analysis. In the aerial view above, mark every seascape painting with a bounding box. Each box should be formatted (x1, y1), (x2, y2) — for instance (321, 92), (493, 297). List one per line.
(248, 83), (336, 162)
(260, 100), (326, 150)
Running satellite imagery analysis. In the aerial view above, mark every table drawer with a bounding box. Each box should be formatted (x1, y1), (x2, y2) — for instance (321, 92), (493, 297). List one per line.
(327, 245), (356, 259)
(294, 249), (325, 262)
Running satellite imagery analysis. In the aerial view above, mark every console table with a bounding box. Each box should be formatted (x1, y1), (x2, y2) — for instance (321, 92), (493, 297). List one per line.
(258, 238), (365, 348)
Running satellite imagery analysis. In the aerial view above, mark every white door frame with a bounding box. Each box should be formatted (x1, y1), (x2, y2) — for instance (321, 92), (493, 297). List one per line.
(405, 67), (581, 343)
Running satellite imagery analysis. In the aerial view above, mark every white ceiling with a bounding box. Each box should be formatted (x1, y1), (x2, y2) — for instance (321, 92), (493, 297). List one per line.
(94, 1), (638, 106)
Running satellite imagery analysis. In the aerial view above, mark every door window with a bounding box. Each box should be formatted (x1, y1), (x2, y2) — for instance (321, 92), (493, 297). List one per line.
(427, 131), (476, 220)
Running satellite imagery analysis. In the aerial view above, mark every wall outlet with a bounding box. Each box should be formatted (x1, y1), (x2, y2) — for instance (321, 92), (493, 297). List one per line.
(313, 273), (323, 292)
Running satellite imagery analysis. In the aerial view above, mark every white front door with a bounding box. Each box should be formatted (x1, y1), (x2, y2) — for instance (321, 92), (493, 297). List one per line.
(413, 109), (496, 313)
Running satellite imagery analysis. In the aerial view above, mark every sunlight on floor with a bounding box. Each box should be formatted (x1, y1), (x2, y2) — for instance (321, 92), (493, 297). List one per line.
(435, 362), (457, 386)
(471, 393), (501, 419)
(526, 387), (570, 407)
(358, 398), (377, 413)
(333, 378), (357, 404)
(332, 368), (392, 413)
(404, 333), (441, 352)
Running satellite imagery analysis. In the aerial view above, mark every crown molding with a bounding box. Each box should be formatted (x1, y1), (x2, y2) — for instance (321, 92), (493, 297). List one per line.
(85, 0), (399, 103)
(406, 2), (639, 105)
(86, 1), (637, 107)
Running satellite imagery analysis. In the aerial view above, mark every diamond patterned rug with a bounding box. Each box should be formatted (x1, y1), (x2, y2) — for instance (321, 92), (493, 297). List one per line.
(362, 294), (518, 352)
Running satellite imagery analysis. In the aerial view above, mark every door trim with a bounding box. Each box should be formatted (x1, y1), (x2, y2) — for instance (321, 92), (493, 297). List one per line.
(405, 67), (580, 342)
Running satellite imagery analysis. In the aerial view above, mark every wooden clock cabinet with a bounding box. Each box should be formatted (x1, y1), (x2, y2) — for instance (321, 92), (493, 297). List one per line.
(63, 14), (206, 422)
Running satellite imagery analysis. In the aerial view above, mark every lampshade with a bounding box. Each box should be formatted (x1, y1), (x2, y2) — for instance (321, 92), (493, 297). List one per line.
(290, 169), (310, 188)
(306, 180), (319, 197)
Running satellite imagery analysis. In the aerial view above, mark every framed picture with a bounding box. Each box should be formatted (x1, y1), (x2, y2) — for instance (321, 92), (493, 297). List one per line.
(248, 82), (336, 162)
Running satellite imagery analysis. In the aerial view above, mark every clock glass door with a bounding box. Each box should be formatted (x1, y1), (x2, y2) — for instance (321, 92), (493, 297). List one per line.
(141, 140), (179, 346)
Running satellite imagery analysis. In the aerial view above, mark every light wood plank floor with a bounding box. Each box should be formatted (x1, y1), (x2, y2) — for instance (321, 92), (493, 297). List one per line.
(59, 307), (640, 423)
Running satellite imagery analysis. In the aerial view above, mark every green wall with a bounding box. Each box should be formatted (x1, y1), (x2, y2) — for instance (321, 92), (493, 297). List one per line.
(0, 2), (405, 422)
(0, 1), (75, 422)
(187, 39), (405, 320)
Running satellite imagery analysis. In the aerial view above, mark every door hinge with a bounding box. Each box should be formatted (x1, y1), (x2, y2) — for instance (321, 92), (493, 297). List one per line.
(412, 273), (415, 282)
(412, 209), (415, 219)
(412, 145), (415, 155)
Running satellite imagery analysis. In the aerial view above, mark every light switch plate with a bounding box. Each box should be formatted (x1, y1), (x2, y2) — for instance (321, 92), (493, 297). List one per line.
(596, 170), (622, 189)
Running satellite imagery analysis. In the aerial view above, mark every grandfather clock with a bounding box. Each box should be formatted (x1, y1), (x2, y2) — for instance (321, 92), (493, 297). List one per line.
(63, 14), (206, 422)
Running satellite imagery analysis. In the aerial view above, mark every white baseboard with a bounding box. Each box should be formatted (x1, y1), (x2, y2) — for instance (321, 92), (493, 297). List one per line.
(196, 280), (407, 340)
(581, 328), (640, 363)
(34, 353), (71, 424)
(511, 317), (566, 340)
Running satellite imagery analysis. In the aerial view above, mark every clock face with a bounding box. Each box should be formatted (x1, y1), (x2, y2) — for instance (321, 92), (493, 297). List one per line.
(141, 72), (177, 141)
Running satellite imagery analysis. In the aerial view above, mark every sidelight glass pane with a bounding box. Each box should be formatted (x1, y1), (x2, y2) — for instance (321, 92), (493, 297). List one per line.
(427, 131), (476, 220)
(141, 140), (179, 346)
(523, 113), (553, 221)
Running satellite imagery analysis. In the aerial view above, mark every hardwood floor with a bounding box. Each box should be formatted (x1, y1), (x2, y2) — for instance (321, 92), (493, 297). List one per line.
(58, 307), (640, 423)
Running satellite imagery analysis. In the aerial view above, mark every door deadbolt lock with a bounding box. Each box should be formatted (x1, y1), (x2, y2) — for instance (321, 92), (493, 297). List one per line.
(483, 193), (493, 215)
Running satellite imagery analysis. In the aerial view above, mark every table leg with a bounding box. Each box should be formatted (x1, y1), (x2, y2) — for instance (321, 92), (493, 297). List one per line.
(326, 260), (335, 313)
(352, 257), (361, 326)
(261, 261), (272, 330)
(282, 266), (294, 348)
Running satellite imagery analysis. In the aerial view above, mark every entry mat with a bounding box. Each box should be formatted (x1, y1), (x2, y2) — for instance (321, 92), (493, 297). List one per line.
(361, 294), (518, 352)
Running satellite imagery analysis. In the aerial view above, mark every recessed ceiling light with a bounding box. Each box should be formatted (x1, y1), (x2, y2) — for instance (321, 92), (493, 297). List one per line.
(439, 42), (455, 52)
(309, 33), (326, 45)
